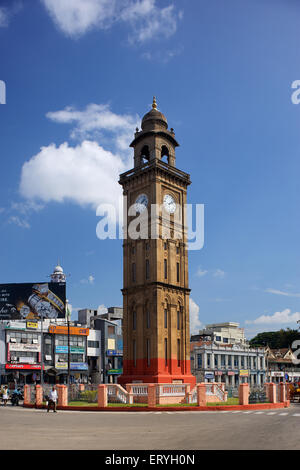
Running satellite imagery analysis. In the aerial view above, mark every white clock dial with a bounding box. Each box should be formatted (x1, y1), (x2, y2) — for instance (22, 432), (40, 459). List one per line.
(135, 193), (148, 213)
(163, 194), (176, 214)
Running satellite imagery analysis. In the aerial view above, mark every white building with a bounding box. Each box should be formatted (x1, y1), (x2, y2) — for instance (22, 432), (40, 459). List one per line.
(197, 322), (246, 345)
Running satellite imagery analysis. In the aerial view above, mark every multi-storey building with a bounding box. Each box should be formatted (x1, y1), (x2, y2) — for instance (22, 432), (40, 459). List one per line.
(265, 347), (300, 383)
(0, 318), (90, 386)
(191, 340), (266, 387)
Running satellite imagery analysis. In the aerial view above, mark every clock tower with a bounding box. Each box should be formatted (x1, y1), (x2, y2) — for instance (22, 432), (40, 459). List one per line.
(118, 98), (196, 385)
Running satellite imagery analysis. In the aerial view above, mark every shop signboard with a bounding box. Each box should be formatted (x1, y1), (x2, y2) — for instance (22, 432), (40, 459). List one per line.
(271, 371), (284, 377)
(107, 349), (117, 356)
(9, 343), (40, 352)
(0, 282), (66, 320)
(107, 369), (123, 375)
(214, 371), (223, 376)
(56, 345), (85, 354)
(26, 321), (38, 329)
(55, 362), (88, 371)
(5, 364), (44, 370)
(239, 370), (249, 377)
(117, 337), (123, 354)
(205, 373), (214, 379)
(49, 325), (89, 336)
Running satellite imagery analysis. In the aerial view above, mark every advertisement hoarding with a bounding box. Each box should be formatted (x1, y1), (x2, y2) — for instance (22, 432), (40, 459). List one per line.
(49, 325), (89, 336)
(0, 282), (66, 320)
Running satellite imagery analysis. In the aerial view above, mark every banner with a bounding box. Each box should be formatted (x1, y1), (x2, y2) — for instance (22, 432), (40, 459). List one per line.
(0, 282), (66, 320)
(49, 325), (89, 336)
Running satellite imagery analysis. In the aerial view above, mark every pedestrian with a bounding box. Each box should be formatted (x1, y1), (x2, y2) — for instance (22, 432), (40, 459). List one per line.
(2, 386), (9, 406)
(47, 386), (58, 413)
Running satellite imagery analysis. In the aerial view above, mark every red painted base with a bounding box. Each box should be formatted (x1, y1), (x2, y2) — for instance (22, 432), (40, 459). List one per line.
(118, 358), (196, 387)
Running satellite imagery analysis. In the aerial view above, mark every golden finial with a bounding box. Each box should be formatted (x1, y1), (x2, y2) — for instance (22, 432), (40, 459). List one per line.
(152, 96), (157, 110)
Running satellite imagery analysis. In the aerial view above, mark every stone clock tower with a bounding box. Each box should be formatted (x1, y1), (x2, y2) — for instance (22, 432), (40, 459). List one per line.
(118, 98), (195, 385)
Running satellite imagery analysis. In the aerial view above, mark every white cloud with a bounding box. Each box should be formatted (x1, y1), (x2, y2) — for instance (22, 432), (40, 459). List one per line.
(265, 288), (300, 298)
(0, 7), (9, 27)
(80, 275), (95, 285)
(8, 215), (30, 229)
(41, 0), (181, 43)
(246, 308), (300, 325)
(0, 2), (22, 28)
(189, 298), (202, 334)
(19, 140), (127, 210)
(196, 267), (208, 277)
(46, 103), (139, 152)
(213, 269), (225, 279)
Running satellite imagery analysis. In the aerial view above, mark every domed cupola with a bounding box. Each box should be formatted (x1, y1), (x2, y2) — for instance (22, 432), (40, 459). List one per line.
(141, 97), (168, 131)
(130, 97), (179, 168)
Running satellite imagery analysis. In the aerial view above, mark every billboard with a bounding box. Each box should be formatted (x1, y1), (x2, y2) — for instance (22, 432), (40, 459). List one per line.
(0, 282), (66, 320)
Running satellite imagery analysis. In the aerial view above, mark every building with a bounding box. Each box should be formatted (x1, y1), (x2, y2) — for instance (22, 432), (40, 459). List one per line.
(190, 340), (266, 387)
(265, 347), (300, 383)
(118, 97), (195, 385)
(0, 318), (91, 386)
(50, 263), (67, 283)
(77, 307), (123, 384)
(193, 322), (247, 345)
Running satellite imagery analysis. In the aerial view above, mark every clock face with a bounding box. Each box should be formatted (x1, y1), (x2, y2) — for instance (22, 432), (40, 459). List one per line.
(135, 193), (148, 213)
(163, 194), (176, 214)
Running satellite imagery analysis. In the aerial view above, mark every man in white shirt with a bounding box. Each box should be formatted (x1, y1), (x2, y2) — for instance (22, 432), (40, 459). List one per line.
(47, 386), (58, 413)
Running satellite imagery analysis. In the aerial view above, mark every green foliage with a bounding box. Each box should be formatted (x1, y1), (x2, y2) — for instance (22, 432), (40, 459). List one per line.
(249, 328), (299, 349)
(80, 390), (97, 403)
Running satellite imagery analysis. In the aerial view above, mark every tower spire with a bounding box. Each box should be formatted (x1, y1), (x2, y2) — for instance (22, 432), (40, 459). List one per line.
(152, 96), (157, 110)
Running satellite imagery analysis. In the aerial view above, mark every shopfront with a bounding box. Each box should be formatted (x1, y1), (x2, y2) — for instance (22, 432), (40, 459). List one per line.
(48, 324), (89, 384)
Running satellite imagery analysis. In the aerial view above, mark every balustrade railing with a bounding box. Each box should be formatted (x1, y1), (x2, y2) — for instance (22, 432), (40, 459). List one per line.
(107, 384), (128, 404)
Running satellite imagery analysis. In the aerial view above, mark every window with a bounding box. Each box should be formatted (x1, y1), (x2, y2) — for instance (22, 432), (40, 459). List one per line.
(164, 309), (168, 329)
(197, 354), (202, 368)
(176, 246), (180, 255)
(164, 338), (168, 366)
(132, 263), (136, 282)
(164, 242), (167, 250)
(223, 337), (229, 343)
(164, 259), (167, 279)
(177, 311), (180, 330)
(146, 311), (150, 329)
(207, 354), (211, 368)
(133, 311), (136, 330)
(145, 242), (149, 251)
(147, 338), (150, 367)
(133, 340), (136, 367)
(177, 339), (181, 367)
(228, 356), (232, 367)
(176, 263), (180, 282)
(108, 326), (115, 336)
(216, 336), (221, 342)
(88, 341), (99, 348)
(146, 259), (150, 280)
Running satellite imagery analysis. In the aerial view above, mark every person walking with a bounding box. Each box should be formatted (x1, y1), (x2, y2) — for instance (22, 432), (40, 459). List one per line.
(47, 386), (58, 413)
(2, 386), (9, 406)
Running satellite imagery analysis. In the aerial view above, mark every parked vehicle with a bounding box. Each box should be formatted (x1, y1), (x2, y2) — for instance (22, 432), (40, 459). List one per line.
(11, 389), (23, 406)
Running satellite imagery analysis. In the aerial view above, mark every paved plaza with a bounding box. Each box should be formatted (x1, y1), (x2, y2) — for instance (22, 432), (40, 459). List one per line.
(0, 405), (299, 450)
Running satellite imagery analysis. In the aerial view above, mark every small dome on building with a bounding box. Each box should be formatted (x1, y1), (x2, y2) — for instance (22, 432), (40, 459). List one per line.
(141, 97), (168, 131)
(54, 265), (63, 274)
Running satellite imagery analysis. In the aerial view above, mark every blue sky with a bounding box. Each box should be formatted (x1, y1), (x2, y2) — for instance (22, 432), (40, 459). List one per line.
(1, 0), (300, 338)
